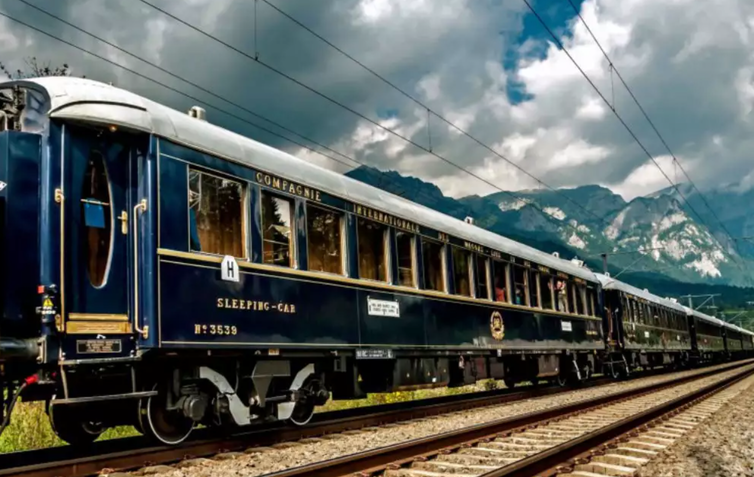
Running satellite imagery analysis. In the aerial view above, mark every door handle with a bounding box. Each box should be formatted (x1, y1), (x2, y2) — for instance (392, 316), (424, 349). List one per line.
(133, 199), (148, 339)
(118, 210), (128, 235)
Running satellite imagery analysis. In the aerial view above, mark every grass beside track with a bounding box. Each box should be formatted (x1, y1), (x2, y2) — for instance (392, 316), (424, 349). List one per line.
(0, 379), (500, 453)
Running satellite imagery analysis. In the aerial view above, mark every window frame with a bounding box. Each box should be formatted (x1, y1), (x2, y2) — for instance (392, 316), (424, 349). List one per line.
(355, 215), (390, 283)
(81, 149), (115, 288)
(395, 231), (417, 288)
(421, 238), (447, 293)
(492, 259), (510, 303)
(450, 245), (472, 297)
(305, 202), (346, 277)
(474, 255), (491, 300)
(260, 189), (296, 269)
(511, 263), (530, 307)
(187, 166), (248, 259)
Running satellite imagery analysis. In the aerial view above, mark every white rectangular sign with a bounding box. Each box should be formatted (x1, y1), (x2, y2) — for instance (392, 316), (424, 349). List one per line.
(367, 297), (400, 317)
(561, 320), (572, 332)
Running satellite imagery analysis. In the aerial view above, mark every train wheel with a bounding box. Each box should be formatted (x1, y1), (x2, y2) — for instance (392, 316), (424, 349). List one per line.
(139, 383), (194, 445)
(556, 371), (569, 387)
(50, 405), (104, 446)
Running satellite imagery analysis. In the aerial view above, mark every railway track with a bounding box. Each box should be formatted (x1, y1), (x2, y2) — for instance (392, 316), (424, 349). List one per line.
(0, 361), (749, 477)
(265, 360), (754, 477)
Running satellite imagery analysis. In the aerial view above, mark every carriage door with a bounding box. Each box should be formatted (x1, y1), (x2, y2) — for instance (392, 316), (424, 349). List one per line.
(65, 128), (133, 352)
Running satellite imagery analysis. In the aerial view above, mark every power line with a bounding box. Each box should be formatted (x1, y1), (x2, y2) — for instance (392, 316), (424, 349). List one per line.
(259, 0), (612, 229)
(0, 8), (359, 173)
(7, 1), (433, 200)
(0, 2), (530, 235)
(135, 0), (609, 244)
(563, 0), (745, 263)
(523, 0), (748, 276)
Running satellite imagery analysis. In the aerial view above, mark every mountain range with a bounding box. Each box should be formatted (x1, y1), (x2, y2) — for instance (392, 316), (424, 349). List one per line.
(345, 166), (754, 288)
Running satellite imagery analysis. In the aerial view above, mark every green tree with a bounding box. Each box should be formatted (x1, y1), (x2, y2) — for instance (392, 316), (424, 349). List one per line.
(0, 56), (80, 79)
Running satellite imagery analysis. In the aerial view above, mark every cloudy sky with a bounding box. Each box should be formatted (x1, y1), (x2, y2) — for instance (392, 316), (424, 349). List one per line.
(2, 0), (754, 200)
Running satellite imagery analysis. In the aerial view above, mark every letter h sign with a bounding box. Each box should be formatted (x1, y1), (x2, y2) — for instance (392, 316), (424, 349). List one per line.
(221, 255), (240, 283)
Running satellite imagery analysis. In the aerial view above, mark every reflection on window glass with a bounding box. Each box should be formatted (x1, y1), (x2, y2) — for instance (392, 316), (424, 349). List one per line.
(475, 256), (489, 299)
(261, 192), (293, 267)
(81, 151), (112, 287)
(422, 240), (444, 292)
(357, 217), (388, 281)
(513, 265), (528, 306)
(529, 272), (540, 307)
(396, 232), (415, 287)
(540, 274), (554, 309)
(492, 261), (508, 303)
(306, 205), (343, 274)
(575, 285), (585, 315)
(452, 247), (471, 296)
(189, 168), (245, 257)
(554, 278), (568, 312)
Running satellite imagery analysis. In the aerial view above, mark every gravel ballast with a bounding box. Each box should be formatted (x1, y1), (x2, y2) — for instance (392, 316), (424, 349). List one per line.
(638, 373), (754, 477)
(123, 362), (752, 477)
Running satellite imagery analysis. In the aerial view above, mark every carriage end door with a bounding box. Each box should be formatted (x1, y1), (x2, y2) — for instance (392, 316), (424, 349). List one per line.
(64, 128), (134, 353)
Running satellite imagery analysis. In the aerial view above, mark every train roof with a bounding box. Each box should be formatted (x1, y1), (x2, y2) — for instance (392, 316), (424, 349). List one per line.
(683, 306), (725, 327)
(5, 77), (599, 282)
(594, 274), (686, 313)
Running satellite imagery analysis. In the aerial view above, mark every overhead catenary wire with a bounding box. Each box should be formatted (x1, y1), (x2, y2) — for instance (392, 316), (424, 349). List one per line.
(523, 0), (748, 275)
(258, 0), (614, 229)
(134, 0), (609, 243)
(563, 0), (745, 262)
(0, 2), (525, 232)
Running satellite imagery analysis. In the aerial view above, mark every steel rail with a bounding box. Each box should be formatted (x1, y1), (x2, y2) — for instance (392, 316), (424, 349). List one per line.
(256, 360), (754, 477)
(0, 376), (613, 477)
(481, 364), (754, 477)
(1, 360), (749, 477)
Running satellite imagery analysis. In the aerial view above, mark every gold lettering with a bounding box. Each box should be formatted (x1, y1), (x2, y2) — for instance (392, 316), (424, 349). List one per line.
(263, 174), (271, 186)
(247, 300), (254, 310)
(255, 172), (263, 183)
(232, 299), (239, 309)
(224, 298), (231, 308)
(239, 300), (246, 310)
(290, 304), (296, 314)
(304, 188), (311, 199)
(217, 298), (224, 308)
(263, 302), (270, 311)
(272, 177), (281, 189)
(194, 324), (202, 334)
(289, 183), (296, 194)
(296, 185), (303, 195)
(315, 191), (321, 201)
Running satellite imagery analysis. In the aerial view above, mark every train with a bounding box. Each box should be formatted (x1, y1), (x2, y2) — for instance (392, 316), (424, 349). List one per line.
(0, 77), (752, 446)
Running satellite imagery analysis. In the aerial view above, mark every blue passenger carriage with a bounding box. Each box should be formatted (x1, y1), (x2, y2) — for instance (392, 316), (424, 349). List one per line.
(0, 78), (608, 444)
(684, 307), (726, 364)
(596, 274), (691, 375)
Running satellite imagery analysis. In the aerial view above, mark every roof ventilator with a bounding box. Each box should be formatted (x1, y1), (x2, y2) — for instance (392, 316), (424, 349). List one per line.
(552, 251), (560, 258)
(464, 216), (474, 225)
(188, 106), (207, 121)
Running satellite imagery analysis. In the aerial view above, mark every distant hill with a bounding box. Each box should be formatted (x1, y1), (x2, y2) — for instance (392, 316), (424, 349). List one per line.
(345, 166), (754, 289)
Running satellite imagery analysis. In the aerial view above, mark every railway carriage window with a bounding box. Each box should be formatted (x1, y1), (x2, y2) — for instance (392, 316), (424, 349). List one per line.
(575, 285), (586, 315)
(261, 192), (294, 267)
(452, 247), (471, 297)
(422, 239), (445, 292)
(188, 168), (245, 257)
(357, 217), (388, 282)
(554, 279), (568, 312)
(395, 232), (415, 287)
(81, 151), (113, 287)
(588, 288), (597, 316)
(492, 260), (509, 303)
(529, 272), (541, 307)
(540, 274), (554, 309)
(306, 204), (344, 275)
(512, 265), (528, 306)
(475, 256), (490, 299)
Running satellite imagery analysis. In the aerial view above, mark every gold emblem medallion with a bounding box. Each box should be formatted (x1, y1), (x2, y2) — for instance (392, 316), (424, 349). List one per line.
(490, 311), (505, 340)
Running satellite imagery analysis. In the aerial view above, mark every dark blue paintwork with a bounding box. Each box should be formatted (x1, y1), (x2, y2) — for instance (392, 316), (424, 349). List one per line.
(0, 132), (41, 334)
